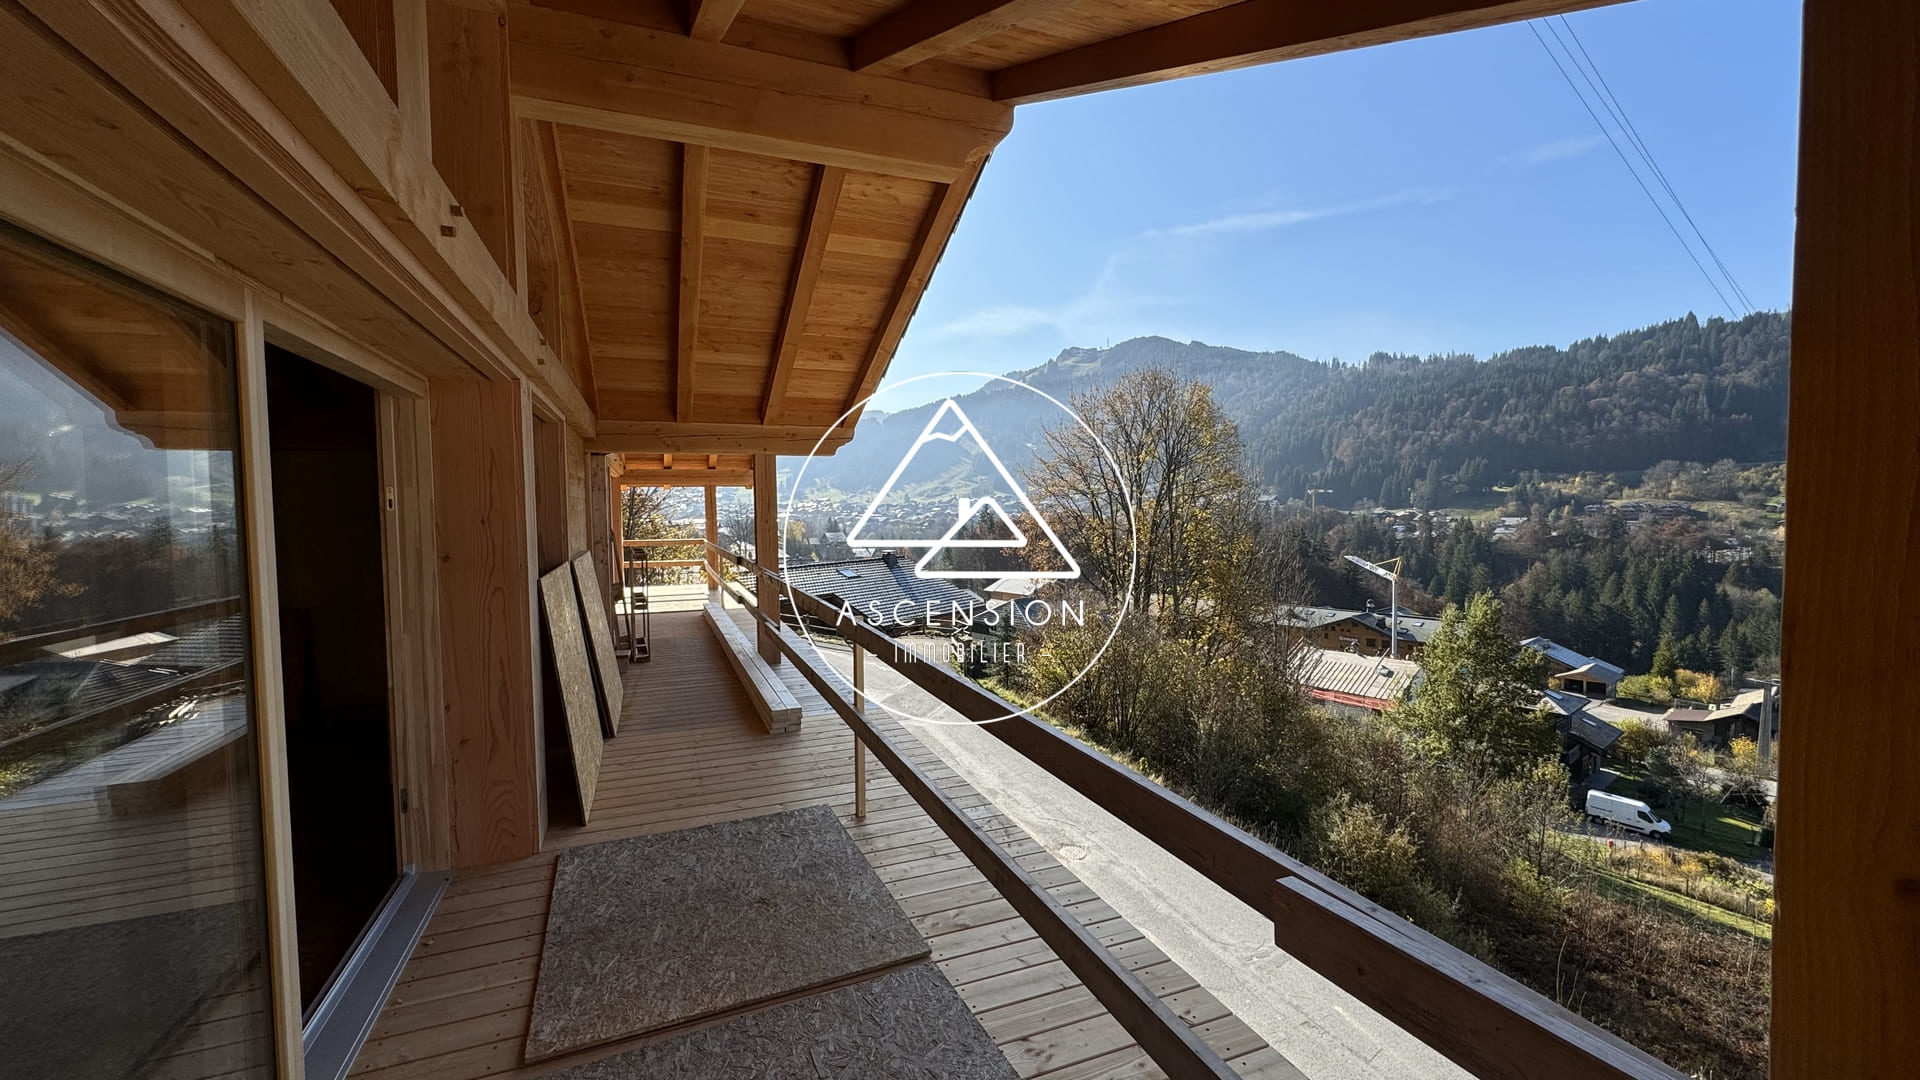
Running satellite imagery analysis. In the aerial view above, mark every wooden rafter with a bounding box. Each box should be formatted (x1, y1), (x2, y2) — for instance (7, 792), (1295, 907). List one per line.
(677, 144), (709, 422)
(853, 0), (1075, 73)
(763, 165), (846, 424)
(845, 157), (987, 414)
(990, 0), (1625, 104)
(686, 0), (748, 42)
(509, 3), (1012, 183)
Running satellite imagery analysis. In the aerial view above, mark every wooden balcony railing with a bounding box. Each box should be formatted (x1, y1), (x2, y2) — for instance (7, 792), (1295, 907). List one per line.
(703, 544), (1686, 1080)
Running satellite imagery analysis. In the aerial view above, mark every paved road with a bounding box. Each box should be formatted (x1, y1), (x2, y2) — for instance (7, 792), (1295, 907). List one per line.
(809, 639), (1467, 1080)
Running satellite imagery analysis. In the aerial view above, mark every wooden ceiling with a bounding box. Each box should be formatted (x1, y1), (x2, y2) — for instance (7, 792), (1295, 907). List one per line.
(497, 0), (1625, 455)
(0, 229), (234, 450)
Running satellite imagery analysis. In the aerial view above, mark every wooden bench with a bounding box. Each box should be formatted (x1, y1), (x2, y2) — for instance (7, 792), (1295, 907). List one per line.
(106, 707), (250, 816)
(703, 602), (802, 734)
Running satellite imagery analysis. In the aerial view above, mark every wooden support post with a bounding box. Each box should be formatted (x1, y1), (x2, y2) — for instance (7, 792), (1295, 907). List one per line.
(752, 453), (780, 664)
(429, 375), (543, 866)
(704, 483), (720, 597)
(852, 643), (867, 819)
(1773, 3), (1920, 1075)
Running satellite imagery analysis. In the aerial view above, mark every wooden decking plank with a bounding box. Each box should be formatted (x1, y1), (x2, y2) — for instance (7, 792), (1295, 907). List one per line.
(347, 611), (1284, 1080)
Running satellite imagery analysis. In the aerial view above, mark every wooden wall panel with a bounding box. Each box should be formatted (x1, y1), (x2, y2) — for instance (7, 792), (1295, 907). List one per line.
(532, 415), (568, 573)
(379, 392), (452, 872)
(428, 0), (516, 280)
(329, 0), (399, 102)
(429, 375), (543, 867)
(1772, 2), (1920, 1076)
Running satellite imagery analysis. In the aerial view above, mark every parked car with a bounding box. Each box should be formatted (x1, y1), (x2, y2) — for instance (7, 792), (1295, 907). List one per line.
(1585, 790), (1672, 837)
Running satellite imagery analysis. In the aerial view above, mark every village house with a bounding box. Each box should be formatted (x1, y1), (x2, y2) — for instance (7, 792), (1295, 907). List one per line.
(1521, 637), (1625, 699)
(1296, 647), (1421, 718)
(1282, 602), (1439, 657)
(1663, 688), (1778, 750)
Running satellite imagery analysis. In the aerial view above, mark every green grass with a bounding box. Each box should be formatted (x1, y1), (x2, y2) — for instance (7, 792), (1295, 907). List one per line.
(1607, 773), (1767, 862)
(1587, 864), (1772, 941)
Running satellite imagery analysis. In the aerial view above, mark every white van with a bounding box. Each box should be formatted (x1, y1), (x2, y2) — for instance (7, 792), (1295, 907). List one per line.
(1585, 790), (1672, 838)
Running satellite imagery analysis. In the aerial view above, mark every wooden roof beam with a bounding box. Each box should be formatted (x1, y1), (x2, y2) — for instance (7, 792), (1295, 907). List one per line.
(763, 165), (846, 424)
(687, 0), (748, 42)
(619, 469), (753, 487)
(852, 0), (1076, 74)
(845, 157), (987, 414)
(509, 2), (1012, 182)
(990, 0), (1627, 104)
(587, 421), (854, 455)
(677, 145), (709, 422)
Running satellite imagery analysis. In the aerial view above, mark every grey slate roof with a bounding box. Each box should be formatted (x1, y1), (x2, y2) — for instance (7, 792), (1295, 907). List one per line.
(1280, 605), (1441, 647)
(782, 555), (984, 630)
(1520, 637), (1625, 684)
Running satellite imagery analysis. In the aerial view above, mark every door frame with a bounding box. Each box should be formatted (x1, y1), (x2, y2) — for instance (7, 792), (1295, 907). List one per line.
(0, 139), (453, 1080)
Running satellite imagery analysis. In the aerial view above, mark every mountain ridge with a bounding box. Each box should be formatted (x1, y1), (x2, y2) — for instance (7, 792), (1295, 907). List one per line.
(798, 310), (1790, 504)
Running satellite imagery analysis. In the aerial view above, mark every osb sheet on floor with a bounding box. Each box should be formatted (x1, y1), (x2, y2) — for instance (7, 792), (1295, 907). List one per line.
(524, 804), (931, 1062)
(546, 963), (1018, 1080)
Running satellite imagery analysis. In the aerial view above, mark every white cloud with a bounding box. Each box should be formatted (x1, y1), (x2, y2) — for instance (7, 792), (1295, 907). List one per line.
(921, 186), (1454, 349)
(1146, 187), (1456, 240)
(1497, 134), (1605, 170)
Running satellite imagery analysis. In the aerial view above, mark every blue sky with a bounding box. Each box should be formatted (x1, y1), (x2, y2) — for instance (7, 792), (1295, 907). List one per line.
(880, 0), (1802, 407)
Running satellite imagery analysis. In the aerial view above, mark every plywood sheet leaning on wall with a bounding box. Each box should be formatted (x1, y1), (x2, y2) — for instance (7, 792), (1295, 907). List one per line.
(540, 566), (603, 822)
(570, 551), (624, 736)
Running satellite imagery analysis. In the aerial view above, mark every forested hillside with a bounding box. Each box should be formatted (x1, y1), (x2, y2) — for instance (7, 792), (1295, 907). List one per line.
(807, 311), (1788, 503)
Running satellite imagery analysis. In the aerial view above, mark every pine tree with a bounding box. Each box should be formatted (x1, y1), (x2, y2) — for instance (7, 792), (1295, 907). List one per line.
(1650, 632), (1679, 680)
(1390, 592), (1556, 777)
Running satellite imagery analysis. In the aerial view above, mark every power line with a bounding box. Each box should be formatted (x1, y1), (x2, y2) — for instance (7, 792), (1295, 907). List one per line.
(1548, 17), (1755, 314)
(1528, 21), (1740, 318)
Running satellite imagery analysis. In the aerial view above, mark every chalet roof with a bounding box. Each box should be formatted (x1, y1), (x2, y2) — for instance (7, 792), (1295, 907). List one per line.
(783, 555), (983, 629)
(1557, 708), (1624, 752)
(1520, 637), (1625, 684)
(1297, 648), (1421, 707)
(1281, 605), (1440, 645)
(1709, 689), (1769, 721)
(143, 615), (246, 673)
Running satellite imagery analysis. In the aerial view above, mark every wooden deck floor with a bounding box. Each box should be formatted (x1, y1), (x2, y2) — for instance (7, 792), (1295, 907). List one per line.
(353, 610), (1302, 1079)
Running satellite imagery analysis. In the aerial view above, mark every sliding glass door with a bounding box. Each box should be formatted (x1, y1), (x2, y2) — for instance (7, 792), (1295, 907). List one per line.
(0, 222), (276, 1079)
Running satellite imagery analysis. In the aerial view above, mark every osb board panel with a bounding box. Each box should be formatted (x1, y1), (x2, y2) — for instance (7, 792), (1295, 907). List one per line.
(545, 964), (1017, 1080)
(539, 566), (604, 823)
(523, 805), (928, 1061)
(569, 552), (623, 737)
